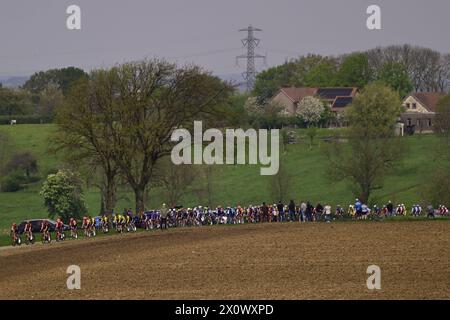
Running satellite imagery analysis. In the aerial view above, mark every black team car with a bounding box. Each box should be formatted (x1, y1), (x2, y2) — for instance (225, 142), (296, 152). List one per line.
(17, 219), (70, 234)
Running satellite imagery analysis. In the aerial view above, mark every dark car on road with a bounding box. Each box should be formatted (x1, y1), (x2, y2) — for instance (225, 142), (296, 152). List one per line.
(18, 219), (70, 234)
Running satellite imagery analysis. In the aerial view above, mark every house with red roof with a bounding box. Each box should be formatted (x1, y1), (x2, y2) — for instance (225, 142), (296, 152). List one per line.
(270, 86), (358, 117)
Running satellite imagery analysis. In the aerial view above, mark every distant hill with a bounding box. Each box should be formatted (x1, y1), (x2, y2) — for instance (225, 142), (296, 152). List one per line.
(0, 76), (29, 88)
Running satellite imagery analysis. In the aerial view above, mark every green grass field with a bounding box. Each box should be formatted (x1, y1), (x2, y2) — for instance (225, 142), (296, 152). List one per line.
(0, 124), (445, 239)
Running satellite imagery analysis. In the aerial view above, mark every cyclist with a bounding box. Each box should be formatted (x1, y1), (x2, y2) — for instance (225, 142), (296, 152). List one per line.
(40, 220), (50, 242)
(24, 220), (33, 242)
(10, 223), (20, 244)
(116, 214), (125, 233)
(55, 218), (64, 241)
(69, 218), (78, 238)
(125, 213), (131, 230)
(82, 215), (90, 236)
(89, 216), (96, 237)
(102, 214), (109, 232)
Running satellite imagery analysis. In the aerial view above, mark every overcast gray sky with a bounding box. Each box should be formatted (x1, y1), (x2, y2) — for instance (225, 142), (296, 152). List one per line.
(1, 0), (450, 76)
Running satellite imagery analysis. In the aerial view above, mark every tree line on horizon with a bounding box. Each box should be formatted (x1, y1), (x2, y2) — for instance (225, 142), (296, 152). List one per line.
(252, 44), (450, 105)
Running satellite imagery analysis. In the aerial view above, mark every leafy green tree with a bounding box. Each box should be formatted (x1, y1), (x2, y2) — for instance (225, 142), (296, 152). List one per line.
(222, 93), (250, 127)
(376, 62), (413, 98)
(40, 170), (87, 220)
(57, 59), (233, 213)
(53, 71), (120, 214)
(327, 83), (404, 203)
(23, 67), (87, 96)
(109, 60), (232, 212)
(38, 84), (64, 117)
(0, 170), (25, 192)
(253, 61), (297, 104)
(304, 59), (338, 87)
(0, 87), (33, 116)
(335, 53), (373, 88)
(293, 54), (335, 85)
(253, 54), (336, 104)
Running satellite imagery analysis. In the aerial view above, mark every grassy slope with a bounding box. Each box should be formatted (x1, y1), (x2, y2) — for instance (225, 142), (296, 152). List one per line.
(0, 124), (444, 238)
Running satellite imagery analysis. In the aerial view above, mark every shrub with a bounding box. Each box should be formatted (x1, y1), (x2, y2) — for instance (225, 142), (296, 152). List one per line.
(0, 170), (26, 192)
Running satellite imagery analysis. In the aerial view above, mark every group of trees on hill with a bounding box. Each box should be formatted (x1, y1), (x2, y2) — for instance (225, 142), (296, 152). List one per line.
(0, 67), (86, 121)
(253, 44), (450, 105)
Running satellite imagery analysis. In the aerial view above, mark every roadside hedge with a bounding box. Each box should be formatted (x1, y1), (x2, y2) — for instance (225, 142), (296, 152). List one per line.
(0, 115), (53, 125)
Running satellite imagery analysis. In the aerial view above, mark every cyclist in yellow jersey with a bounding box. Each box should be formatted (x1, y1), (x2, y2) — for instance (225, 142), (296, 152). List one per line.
(101, 214), (109, 232)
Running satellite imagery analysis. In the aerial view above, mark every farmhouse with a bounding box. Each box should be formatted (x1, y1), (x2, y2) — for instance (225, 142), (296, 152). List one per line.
(401, 92), (446, 133)
(270, 86), (358, 117)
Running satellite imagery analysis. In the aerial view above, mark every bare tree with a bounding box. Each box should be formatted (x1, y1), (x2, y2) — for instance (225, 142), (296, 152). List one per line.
(53, 71), (121, 213)
(0, 131), (13, 178)
(107, 60), (233, 212)
(6, 152), (38, 178)
(193, 165), (215, 207)
(270, 158), (292, 203)
(366, 44), (449, 93)
(436, 54), (450, 92)
(153, 159), (199, 207)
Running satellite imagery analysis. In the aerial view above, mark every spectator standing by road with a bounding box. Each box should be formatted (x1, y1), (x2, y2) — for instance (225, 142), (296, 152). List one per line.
(355, 199), (362, 219)
(277, 201), (285, 222)
(315, 203), (324, 222)
(427, 205), (435, 219)
(306, 201), (314, 222)
(288, 200), (296, 222)
(386, 201), (394, 217)
(160, 203), (169, 229)
(324, 205), (332, 222)
(300, 201), (307, 222)
(261, 202), (269, 222)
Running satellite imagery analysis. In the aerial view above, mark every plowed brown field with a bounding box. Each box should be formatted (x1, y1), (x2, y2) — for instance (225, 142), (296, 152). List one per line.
(0, 221), (449, 300)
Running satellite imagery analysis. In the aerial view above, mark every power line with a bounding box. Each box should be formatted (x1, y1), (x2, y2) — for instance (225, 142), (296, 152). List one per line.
(236, 25), (266, 91)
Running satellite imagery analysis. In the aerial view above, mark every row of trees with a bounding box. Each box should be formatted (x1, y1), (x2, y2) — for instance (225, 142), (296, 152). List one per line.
(0, 67), (86, 118)
(253, 44), (450, 105)
(367, 44), (450, 92)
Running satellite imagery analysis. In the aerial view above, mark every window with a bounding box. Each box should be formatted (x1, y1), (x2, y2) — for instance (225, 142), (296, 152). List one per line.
(412, 103), (417, 109)
(407, 119), (412, 126)
(428, 119), (432, 127)
(406, 103), (410, 109)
